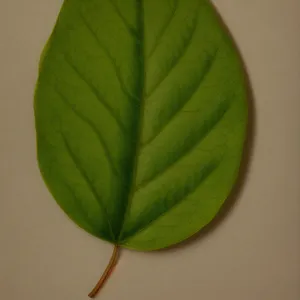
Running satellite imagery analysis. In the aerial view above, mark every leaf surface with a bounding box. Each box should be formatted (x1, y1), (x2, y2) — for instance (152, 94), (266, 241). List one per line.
(35, 0), (248, 251)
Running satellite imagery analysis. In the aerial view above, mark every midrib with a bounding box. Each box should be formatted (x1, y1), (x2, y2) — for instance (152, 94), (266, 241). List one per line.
(117, 0), (145, 241)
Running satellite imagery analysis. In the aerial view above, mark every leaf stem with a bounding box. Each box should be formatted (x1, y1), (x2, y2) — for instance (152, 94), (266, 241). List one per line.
(88, 245), (120, 298)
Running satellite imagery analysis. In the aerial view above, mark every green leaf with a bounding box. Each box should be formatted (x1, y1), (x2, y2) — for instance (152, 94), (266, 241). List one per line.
(34, 0), (247, 251)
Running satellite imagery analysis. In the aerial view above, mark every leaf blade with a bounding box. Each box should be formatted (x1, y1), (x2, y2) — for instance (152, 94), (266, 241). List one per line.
(35, 0), (248, 250)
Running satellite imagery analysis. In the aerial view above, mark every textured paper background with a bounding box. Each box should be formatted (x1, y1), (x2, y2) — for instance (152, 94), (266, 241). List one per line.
(1, 1), (300, 299)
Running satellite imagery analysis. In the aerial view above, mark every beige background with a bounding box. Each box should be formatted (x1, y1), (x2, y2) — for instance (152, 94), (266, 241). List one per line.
(1, 0), (300, 299)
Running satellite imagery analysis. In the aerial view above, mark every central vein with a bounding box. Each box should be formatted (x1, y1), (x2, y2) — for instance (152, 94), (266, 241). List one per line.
(117, 0), (145, 241)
